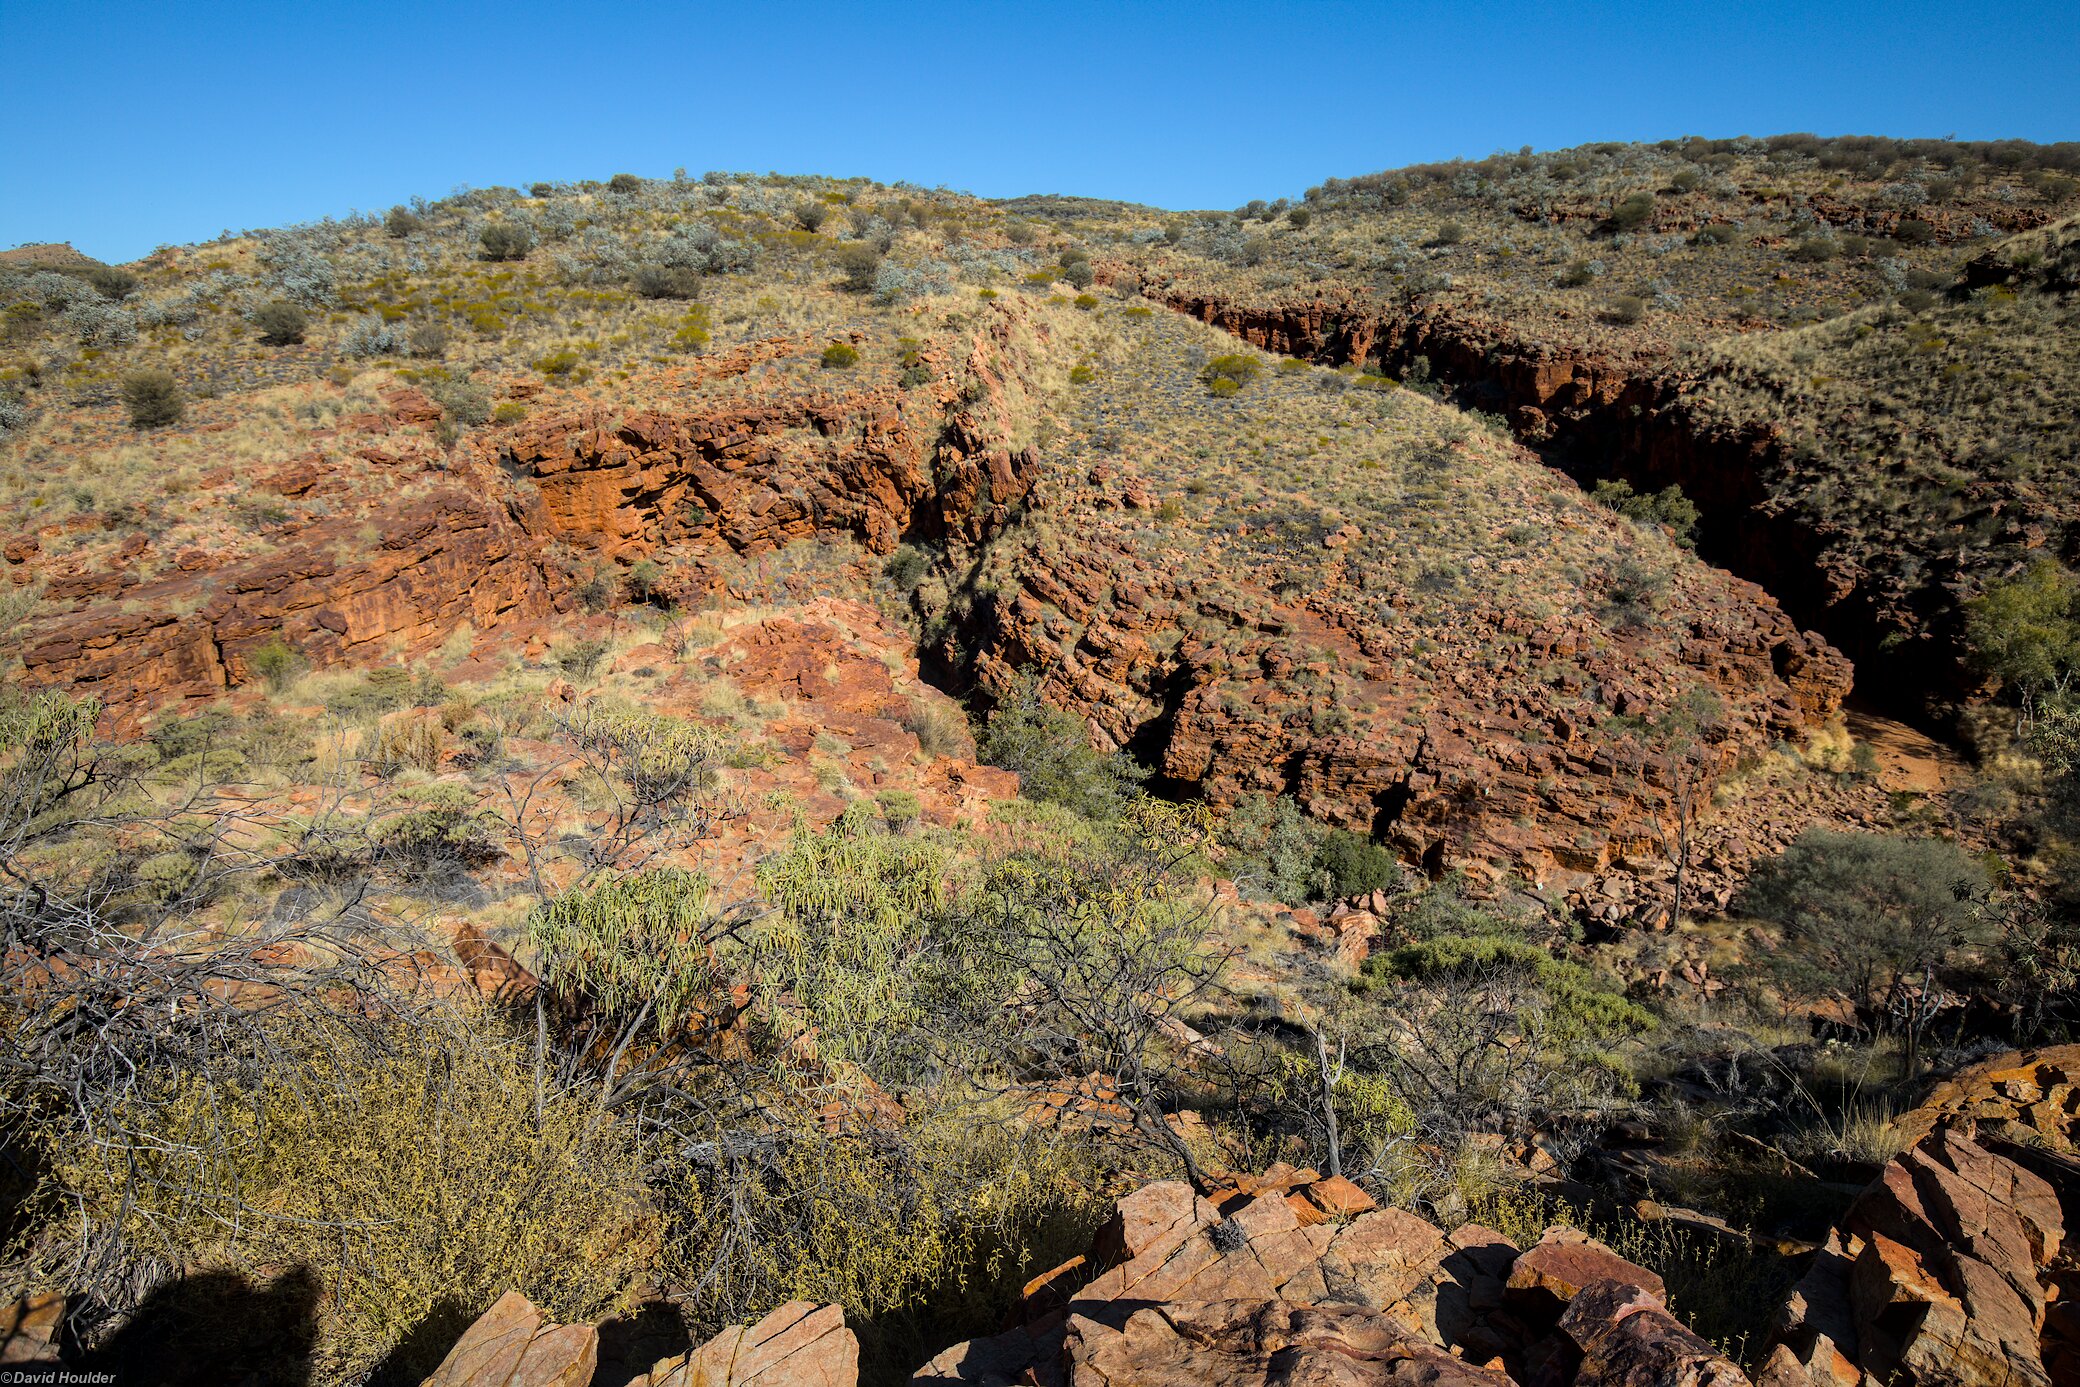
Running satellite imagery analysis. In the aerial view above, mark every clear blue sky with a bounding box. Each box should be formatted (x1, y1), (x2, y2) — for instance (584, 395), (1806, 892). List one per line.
(4, 0), (2075, 264)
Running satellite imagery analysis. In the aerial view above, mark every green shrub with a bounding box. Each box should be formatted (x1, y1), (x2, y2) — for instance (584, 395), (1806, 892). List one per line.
(608, 172), (644, 194)
(384, 206), (423, 238)
(1604, 295), (1647, 325)
(121, 369), (182, 429)
(1061, 260), (1095, 289)
(1068, 364), (1095, 385)
(1789, 237), (1837, 263)
(883, 545), (930, 590)
(252, 299), (307, 346)
(43, 1018), (655, 1381)
(795, 201), (831, 232)
(428, 374), (492, 427)
(407, 321), (449, 358)
(835, 243), (883, 292)
(669, 305), (712, 352)
(478, 222), (534, 261)
(821, 342), (860, 369)
(633, 263), (703, 299)
(1220, 796), (1311, 903)
(1609, 192), (1656, 231)
(1200, 353), (1262, 395)
(1590, 478), (1699, 545)
(979, 679), (1146, 821)
(532, 346), (585, 377)
(556, 637), (611, 679)
(1692, 223), (1738, 246)
(1741, 829), (1991, 1029)
(1893, 217), (1935, 245)
(1073, 293), (1099, 311)
(1558, 259), (1596, 287)
(1966, 560), (2080, 706)
(1315, 829), (1399, 899)
(1432, 221), (1465, 246)
(248, 636), (304, 692)
(82, 266), (136, 300)
(1287, 208), (1312, 229)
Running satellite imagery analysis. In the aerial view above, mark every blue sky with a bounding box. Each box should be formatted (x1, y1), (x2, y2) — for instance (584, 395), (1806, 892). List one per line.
(4, 0), (2076, 263)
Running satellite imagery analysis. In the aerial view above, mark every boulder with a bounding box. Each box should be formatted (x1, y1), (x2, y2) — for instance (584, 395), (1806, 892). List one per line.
(1556, 1280), (1753, 1386)
(419, 1291), (596, 1387)
(918, 1169), (1748, 1387)
(1506, 1227), (1666, 1306)
(1060, 1298), (1509, 1385)
(634, 1300), (858, 1387)
(1768, 1122), (2070, 1386)
(423, 1296), (856, 1387)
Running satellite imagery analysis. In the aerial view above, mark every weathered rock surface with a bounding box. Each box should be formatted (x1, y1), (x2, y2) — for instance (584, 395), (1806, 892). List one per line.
(631, 1300), (858, 1387)
(1895, 1044), (2080, 1153)
(420, 1295), (857, 1387)
(498, 305), (1041, 567)
(17, 305), (1045, 712)
(1768, 1120), (2076, 1386)
(917, 1168), (1751, 1386)
(419, 1290), (597, 1387)
(962, 458), (1852, 895)
(1057, 1299), (1509, 1385)
(21, 487), (551, 708)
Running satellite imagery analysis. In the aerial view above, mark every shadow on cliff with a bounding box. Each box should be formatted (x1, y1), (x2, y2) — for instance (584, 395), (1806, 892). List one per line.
(72, 1265), (320, 1386)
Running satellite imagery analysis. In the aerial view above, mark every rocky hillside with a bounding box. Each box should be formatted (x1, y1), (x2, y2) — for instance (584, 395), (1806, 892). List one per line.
(0, 148), (2072, 1387)
(1082, 139), (2080, 725)
(331, 1046), (2080, 1387)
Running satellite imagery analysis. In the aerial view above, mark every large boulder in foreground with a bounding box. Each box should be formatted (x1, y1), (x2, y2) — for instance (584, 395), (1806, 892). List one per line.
(420, 1294), (856, 1387)
(917, 1166), (1750, 1386)
(1766, 1119), (2077, 1386)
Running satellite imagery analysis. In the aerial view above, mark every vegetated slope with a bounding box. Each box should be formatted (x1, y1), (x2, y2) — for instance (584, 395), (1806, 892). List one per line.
(1076, 135), (2080, 724)
(931, 300), (1855, 899)
(0, 157), (2005, 919)
(0, 163), (2060, 1386)
(0, 174), (1048, 708)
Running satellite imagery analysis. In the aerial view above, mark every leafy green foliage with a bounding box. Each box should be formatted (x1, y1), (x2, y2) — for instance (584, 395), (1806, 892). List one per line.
(1740, 828), (1992, 1009)
(252, 299), (307, 346)
(1200, 353), (1263, 391)
(524, 867), (717, 1034)
(248, 636), (303, 691)
(978, 679), (1146, 822)
(1219, 797), (1399, 905)
(1967, 559), (2080, 709)
(1351, 934), (1655, 1135)
(120, 368), (182, 429)
(751, 804), (952, 1072)
(1609, 191), (1655, 231)
(478, 221), (534, 261)
(834, 242), (883, 292)
(1591, 478), (1700, 545)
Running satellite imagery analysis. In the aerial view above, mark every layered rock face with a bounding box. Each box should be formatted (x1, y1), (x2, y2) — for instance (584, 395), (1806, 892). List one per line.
(1766, 1048), (2080, 1386)
(20, 484), (550, 709)
(961, 462), (1850, 893)
(919, 1168), (1750, 1386)
(15, 307), (1044, 711)
(418, 1292), (858, 1387)
(1128, 260), (2075, 725)
(499, 307), (1044, 568)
